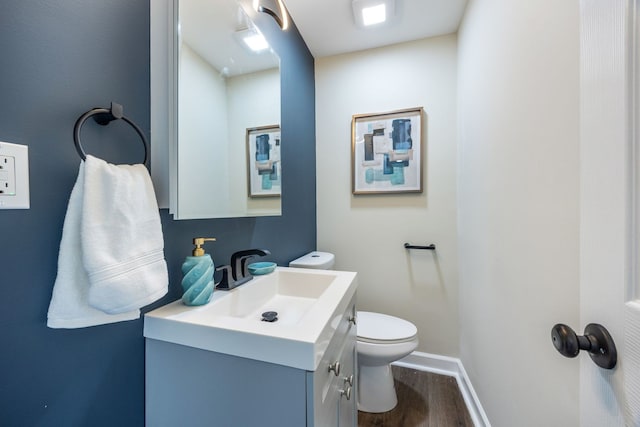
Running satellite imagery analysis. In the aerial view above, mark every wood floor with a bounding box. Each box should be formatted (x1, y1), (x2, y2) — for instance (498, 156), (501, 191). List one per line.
(358, 366), (474, 427)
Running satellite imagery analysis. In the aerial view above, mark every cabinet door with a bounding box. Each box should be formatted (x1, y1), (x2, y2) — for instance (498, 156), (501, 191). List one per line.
(338, 324), (357, 427)
(313, 375), (340, 426)
(308, 296), (357, 426)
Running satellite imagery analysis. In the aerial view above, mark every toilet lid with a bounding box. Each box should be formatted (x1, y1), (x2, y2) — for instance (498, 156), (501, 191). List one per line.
(357, 311), (417, 342)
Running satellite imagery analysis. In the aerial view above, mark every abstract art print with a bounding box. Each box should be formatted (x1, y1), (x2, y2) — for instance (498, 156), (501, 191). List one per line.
(352, 107), (423, 194)
(247, 125), (281, 197)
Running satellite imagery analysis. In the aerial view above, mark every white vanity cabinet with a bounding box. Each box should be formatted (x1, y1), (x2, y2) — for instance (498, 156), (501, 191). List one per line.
(145, 295), (357, 427)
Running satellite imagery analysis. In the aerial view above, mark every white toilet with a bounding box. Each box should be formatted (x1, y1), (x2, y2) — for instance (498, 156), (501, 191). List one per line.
(356, 311), (418, 413)
(289, 251), (419, 414)
(288, 251), (335, 270)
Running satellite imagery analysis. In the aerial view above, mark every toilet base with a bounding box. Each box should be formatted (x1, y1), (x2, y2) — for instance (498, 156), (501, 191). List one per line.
(357, 364), (398, 413)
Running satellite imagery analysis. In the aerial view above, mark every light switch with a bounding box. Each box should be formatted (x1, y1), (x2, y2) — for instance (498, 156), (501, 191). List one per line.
(0, 141), (29, 209)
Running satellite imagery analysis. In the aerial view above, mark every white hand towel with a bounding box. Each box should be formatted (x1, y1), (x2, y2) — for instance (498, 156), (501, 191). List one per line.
(47, 156), (168, 328)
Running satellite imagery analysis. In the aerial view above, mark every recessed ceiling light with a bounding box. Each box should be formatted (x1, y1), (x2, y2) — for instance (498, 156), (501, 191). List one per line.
(362, 4), (386, 26)
(352, 0), (395, 28)
(234, 28), (270, 53)
(243, 32), (269, 52)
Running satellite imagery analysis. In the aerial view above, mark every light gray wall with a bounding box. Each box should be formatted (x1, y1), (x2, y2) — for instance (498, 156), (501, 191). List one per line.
(457, 0), (580, 425)
(227, 68), (281, 215)
(176, 47), (281, 218)
(315, 34), (460, 357)
(178, 44), (231, 217)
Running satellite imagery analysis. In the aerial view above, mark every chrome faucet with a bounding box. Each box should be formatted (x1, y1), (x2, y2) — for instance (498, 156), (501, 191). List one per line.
(215, 249), (271, 290)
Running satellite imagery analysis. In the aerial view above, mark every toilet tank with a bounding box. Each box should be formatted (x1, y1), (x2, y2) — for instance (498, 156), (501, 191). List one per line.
(288, 251), (335, 269)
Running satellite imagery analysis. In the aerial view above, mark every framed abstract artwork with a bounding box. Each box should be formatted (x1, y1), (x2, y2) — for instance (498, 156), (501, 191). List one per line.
(351, 107), (423, 194)
(246, 125), (281, 197)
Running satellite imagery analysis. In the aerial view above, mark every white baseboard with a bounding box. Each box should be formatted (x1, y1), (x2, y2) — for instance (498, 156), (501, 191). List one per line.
(393, 351), (491, 427)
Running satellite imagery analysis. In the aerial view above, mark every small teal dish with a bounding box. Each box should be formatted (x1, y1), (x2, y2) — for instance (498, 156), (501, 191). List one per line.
(248, 261), (277, 275)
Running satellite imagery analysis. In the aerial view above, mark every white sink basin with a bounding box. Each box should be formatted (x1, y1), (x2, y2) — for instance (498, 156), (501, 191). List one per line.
(207, 269), (336, 323)
(144, 267), (357, 371)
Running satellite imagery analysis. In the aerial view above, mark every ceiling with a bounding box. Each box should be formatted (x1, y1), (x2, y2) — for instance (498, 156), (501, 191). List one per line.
(178, 0), (468, 77)
(282, 0), (468, 58)
(181, 0), (279, 76)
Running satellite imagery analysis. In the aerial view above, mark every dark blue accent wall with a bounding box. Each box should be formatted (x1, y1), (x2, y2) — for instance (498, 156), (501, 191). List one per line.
(0, 1), (315, 426)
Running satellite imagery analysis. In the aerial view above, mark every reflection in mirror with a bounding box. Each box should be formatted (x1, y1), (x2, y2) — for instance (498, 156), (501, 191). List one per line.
(170, 0), (281, 219)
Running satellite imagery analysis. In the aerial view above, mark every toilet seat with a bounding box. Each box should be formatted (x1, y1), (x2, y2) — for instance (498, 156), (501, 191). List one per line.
(357, 311), (418, 344)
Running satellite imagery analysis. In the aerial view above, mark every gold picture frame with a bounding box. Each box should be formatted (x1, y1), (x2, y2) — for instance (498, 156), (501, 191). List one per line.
(246, 125), (281, 198)
(351, 107), (424, 194)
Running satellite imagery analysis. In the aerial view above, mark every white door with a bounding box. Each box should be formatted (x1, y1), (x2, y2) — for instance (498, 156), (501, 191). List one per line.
(580, 0), (640, 425)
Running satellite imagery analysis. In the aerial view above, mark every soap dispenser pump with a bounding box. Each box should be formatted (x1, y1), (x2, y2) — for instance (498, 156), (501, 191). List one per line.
(181, 237), (216, 306)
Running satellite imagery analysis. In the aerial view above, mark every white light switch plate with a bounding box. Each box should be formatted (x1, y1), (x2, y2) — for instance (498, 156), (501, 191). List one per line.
(0, 141), (29, 209)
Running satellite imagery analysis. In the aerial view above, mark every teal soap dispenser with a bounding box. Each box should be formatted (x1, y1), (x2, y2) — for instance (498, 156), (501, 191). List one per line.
(181, 237), (216, 306)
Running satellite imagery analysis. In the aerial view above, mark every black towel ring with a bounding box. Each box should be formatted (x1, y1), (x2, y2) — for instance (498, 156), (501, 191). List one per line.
(73, 102), (149, 166)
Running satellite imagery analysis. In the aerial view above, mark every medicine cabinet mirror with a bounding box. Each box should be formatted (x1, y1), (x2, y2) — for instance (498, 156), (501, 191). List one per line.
(168, 0), (281, 219)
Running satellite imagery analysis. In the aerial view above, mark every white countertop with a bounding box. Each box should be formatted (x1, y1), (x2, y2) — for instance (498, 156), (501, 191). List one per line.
(144, 267), (357, 371)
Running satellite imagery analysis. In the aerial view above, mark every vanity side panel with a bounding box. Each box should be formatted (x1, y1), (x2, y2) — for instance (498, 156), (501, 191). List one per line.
(146, 339), (307, 427)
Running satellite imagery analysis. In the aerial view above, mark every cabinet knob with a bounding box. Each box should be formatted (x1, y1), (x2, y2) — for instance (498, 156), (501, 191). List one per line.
(328, 361), (341, 376)
(343, 374), (354, 387)
(340, 386), (352, 400)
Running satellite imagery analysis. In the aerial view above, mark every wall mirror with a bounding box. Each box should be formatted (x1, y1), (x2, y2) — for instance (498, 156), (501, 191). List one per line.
(169, 0), (282, 219)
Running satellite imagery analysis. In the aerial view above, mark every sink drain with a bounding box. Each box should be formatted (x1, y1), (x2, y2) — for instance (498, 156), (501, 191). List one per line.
(261, 311), (278, 322)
